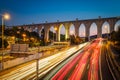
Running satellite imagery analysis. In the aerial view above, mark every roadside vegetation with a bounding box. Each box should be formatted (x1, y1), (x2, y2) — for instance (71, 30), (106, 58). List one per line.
(110, 26), (120, 53)
(0, 26), (41, 48)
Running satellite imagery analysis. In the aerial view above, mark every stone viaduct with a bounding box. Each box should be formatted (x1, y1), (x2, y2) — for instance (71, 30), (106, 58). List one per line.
(18, 17), (120, 42)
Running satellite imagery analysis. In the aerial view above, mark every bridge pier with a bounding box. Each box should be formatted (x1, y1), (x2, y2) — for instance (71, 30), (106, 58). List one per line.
(20, 17), (120, 43)
(65, 24), (70, 41)
(97, 26), (102, 38)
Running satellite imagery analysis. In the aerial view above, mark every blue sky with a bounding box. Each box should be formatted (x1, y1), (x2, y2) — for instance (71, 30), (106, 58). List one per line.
(0, 0), (120, 36)
(0, 0), (120, 26)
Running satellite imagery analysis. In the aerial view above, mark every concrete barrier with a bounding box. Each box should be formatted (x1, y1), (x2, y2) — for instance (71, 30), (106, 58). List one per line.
(10, 44), (29, 54)
(0, 53), (42, 70)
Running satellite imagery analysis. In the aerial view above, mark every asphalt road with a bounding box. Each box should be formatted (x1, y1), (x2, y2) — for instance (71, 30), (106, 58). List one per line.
(0, 43), (88, 80)
(1, 39), (120, 80)
(100, 41), (114, 80)
(42, 38), (102, 80)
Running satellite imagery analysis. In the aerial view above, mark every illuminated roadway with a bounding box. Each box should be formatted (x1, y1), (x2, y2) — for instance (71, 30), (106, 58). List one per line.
(50, 39), (101, 80)
(100, 40), (120, 80)
(0, 38), (120, 80)
(0, 43), (88, 80)
(42, 38), (120, 80)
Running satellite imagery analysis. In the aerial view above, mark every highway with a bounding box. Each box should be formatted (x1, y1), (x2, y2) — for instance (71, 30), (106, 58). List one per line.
(42, 38), (120, 80)
(50, 38), (102, 80)
(42, 46), (84, 80)
(100, 40), (114, 80)
(0, 38), (120, 80)
(42, 46), (85, 80)
(0, 43), (87, 80)
(100, 40), (120, 80)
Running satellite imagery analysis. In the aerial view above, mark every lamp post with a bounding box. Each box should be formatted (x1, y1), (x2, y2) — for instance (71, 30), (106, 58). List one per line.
(1, 13), (10, 49)
(36, 46), (39, 80)
(0, 13), (10, 70)
(22, 33), (26, 43)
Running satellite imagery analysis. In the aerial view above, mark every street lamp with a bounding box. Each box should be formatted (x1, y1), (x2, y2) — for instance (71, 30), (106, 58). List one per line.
(1, 13), (10, 49)
(0, 13), (10, 70)
(11, 36), (15, 43)
(36, 46), (39, 80)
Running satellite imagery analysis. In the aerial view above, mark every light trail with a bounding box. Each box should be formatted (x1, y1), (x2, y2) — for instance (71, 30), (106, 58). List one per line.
(51, 42), (95, 80)
(43, 48), (84, 80)
(51, 52), (84, 80)
(69, 42), (97, 80)
(88, 48), (100, 80)
(88, 38), (101, 80)
(0, 43), (87, 80)
(26, 43), (88, 79)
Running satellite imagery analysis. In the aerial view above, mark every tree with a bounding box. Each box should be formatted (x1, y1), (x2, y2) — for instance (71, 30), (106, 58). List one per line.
(74, 36), (83, 44)
(4, 26), (42, 47)
(110, 31), (117, 42)
(116, 27), (120, 42)
(70, 35), (75, 44)
(110, 26), (120, 53)
(110, 26), (120, 44)
(60, 34), (65, 41)
(0, 38), (9, 48)
(70, 35), (83, 45)
(40, 29), (45, 46)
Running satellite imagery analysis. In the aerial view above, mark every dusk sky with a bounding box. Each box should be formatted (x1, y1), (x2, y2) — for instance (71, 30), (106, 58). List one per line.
(0, 0), (120, 36)
(0, 0), (120, 26)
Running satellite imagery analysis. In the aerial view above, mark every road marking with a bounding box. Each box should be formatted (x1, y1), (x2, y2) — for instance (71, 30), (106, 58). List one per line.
(87, 64), (89, 70)
(106, 46), (116, 80)
(99, 41), (102, 80)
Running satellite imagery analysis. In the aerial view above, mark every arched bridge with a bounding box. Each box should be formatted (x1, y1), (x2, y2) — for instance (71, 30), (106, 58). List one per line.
(18, 16), (120, 42)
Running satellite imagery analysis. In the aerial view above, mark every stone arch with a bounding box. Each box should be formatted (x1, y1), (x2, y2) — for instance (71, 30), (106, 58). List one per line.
(114, 20), (120, 31)
(68, 23), (75, 42)
(48, 26), (56, 41)
(59, 24), (66, 41)
(90, 22), (97, 40)
(79, 23), (86, 37)
(102, 21), (110, 38)
(69, 24), (75, 35)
